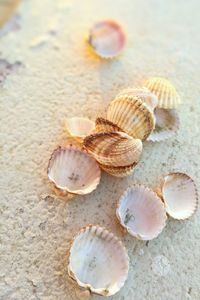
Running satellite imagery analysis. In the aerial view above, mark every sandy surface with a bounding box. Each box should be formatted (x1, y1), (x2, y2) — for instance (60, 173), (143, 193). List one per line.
(0, 0), (200, 299)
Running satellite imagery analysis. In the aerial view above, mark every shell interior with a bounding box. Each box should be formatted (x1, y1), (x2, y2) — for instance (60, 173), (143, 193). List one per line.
(68, 225), (129, 296)
(65, 117), (95, 138)
(161, 173), (198, 219)
(117, 186), (167, 240)
(147, 108), (180, 142)
(88, 20), (126, 58)
(47, 146), (101, 195)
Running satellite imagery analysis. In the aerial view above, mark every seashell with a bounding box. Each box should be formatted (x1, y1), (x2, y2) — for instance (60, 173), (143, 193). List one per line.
(100, 163), (137, 177)
(143, 77), (181, 109)
(68, 225), (129, 296)
(93, 117), (121, 133)
(116, 185), (167, 240)
(107, 95), (155, 141)
(160, 173), (198, 220)
(0, 0), (20, 27)
(87, 20), (126, 58)
(65, 117), (95, 139)
(147, 108), (180, 142)
(47, 145), (101, 195)
(83, 131), (142, 167)
(116, 87), (158, 111)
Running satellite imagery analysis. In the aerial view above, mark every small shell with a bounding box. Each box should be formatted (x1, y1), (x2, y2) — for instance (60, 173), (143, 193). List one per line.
(147, 108), (180, 142)
(47, 145), (101, 195)
(83, 131), (143, 167)
(161, 173), (198, 220)
(116, 185), (167, 240)
(68, 225), (129, 296)
(100, 163), (137, 177)
(87, 20), (126, 58)
(93, 117), (121, 133)
(143, 77), (181, 109)
(116, 87), (158, 111)
(107, 95), (155, 141)
(65, 117), (95, 139)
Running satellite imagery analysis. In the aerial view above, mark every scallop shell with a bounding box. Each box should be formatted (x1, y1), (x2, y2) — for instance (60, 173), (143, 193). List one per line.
(93, 117), (121, 133)
(160, 173), (198, 220)
(100, 163), (137, 177)
(116, 185), (167, 240)
(147, 108), (180, 142)
(107, 95), (155, 141)
(143, 77), (181, 109)
(68, 225), (129, 296)
(65, 117), (95, 139)
(47, 145), (101, 195)
(83, 131), (143, 167)
(116, 87), (158, 111)
(87, 20), (126, 59)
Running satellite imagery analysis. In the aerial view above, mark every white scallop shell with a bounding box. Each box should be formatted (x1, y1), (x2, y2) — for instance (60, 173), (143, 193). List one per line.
(88, 20), (126, 58)
(116, 185), (167, 240)
(147, 108), (180, 142)
(161, 173), (198, 220)
(47, 145), (101, 195)
(116, 87), (158, 111)
(68, 225), (129, 296)
(65, 117), (95, 139)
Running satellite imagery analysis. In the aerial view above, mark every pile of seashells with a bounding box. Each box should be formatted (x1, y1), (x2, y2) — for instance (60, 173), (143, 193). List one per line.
(47, 77), (198, 297)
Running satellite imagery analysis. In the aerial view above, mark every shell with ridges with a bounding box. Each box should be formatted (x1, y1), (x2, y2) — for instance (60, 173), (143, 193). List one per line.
(68, 225), (129, 296)
(93, 117), (121, 133)
(143, 77), (181, 109)
(100, 162), (137, 177)
(47, 145), (101, 195)
(65, 117), (95, 139)
(116, 185), (167, 240)
(147, 108), (180, 142)
(107, 95), (155, 141)
(161, 172), (198, 220)
(83, 131), (142, 167)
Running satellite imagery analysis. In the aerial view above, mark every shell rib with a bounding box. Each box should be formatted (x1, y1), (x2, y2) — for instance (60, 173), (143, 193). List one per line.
(116, 185), (167, 240)
(100, 163), (137, 177)
(161, 173), (198, 220)
(107, 95), (155, 141)
(65, 117), (95, 139)
(143, 77), (181, 109)
(83, 131), (143, 167)
(47, 145), (101, 195)
(68, 225), (129, 296)
(94, 117), (121, 133)
(147, 108), (180, 142)
(88, 20), (126, 58)
(116, 87), (158, 111)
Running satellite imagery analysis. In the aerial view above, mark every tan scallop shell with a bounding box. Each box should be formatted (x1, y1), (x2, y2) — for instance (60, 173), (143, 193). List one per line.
(143, 77), (181, 109)
(87, 20), (126, 59)
(93, 117), (121, 133)
(100, 163), (137, 177)
(65, 117), (95, 139)
(107, 95), (155, 141)
(68, 225), (129, 296)
(147, 108), (180, 142)
(47, 145), (101, 195)
(160, 173), (198, 220)
(116, 185), (167, 240)
(116, 87), (158, 111)
(83, 131), (143, 167)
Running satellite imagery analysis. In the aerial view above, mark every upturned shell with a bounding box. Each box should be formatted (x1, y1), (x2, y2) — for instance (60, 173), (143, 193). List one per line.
(143, 77), (181, 109)
(100, 163), (137, 177)
(65, 117), (95, 139)
(87, 20), (126, 59)
(93, 117), (121, 133)
(68, 225), (129, 296)
(160, 173), (198, 220)
(47, 145), (101, 195)
(116, 185), (167, 240)
(83, 131), (142, 167)
(107, 95), (155, 141)
(147, 108), (180, 142)
(116, 87), (158, 111)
